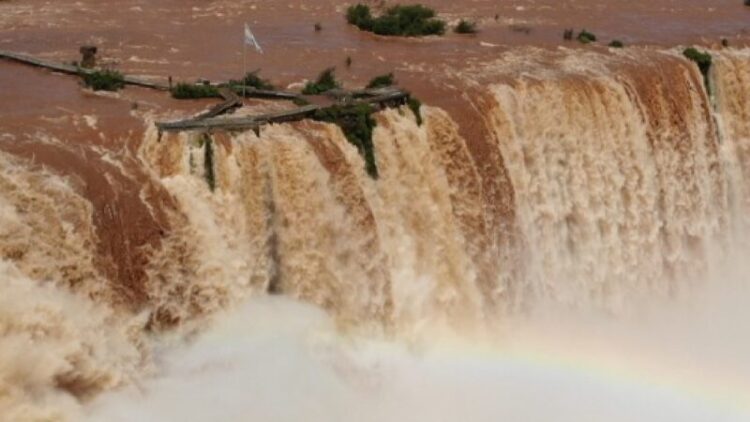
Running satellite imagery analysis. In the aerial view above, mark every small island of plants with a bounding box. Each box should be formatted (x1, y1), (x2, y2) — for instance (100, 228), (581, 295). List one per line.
(346, 3), (446, 37)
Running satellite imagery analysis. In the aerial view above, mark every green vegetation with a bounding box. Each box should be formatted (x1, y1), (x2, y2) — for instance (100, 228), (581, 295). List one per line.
(230, 70), (275, 90)
(609, 40), (624, 48)
(302, 67), (340, 95)
(407, 97), (423, 126)
(366, 73), (395, 89)
(201, 134), (216, 192)
(577, 30), (597, 44)
(347, 4), (373, 28)
(171, 83), (221, 99)
(82, 69), (125, 91)
(173, 71), (274, 99)
(312, 104), (379, 178)
(346, 3), (446, 37)
(683, 47), (713, 93)
(454, 19), (478, 34)
(563, 29), (574, 41)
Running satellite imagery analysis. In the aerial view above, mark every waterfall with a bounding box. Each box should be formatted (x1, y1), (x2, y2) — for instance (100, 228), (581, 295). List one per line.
(2, 48), (750, 420)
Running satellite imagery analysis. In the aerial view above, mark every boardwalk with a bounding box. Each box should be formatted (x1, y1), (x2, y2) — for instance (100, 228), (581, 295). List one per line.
(0, 49), (169, 90)
(155, 90), (410, 133)
(0, 49), (413, 135)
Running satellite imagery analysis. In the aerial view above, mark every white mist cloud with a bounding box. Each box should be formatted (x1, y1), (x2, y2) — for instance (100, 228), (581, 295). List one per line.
(83, 270), (750, 422)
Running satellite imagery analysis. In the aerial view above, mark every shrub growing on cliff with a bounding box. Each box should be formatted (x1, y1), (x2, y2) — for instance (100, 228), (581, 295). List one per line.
(609, 40), (624, 48)
(683, 47), (713, 93)
(454, 19), (478, 34)
(201, 134), (216, 192)
(366, 73), (395, 89)
(171, 83), (221, 99)
(82, 69), (125, 91)
(577, 30), (597, 44)
(407, 96), (423, 126)
(312, 104), (379, 178)
(346, 3), (446, 37)
(302, 67), (340, 95)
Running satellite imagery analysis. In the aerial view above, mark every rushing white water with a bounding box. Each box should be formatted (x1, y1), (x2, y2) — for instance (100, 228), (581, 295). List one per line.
(1, 47), (750, 421)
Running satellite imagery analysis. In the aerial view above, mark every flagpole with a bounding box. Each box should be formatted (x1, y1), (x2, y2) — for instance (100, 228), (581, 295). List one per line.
(242, 28), (247, 100)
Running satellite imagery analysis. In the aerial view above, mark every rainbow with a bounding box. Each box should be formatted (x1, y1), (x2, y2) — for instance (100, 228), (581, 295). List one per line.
(429, 329), (750, 419)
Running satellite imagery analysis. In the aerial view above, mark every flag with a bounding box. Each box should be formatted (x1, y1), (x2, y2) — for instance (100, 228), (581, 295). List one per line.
(244, 23), (263, 54)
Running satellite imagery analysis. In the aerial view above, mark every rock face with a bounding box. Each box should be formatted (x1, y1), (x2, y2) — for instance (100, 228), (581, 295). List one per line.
(79, 45), (97, 68)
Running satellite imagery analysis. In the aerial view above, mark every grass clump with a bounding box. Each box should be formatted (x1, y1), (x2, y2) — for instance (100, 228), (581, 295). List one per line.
(171, 83), (221, 99)
(302, 67), (340, 95)
(683, 47), (713, 92)
(346, 3), (446, 37)
(312, 104), (379, 178)
(366, 73), (396, 89)
(609, 40), (624, 48)
(82, 69), (125, 91)
(231, 70), (275, 90)
(563, 29), (574, 41)
(454, 19), (478, 34)
(577, 30), (597, 44)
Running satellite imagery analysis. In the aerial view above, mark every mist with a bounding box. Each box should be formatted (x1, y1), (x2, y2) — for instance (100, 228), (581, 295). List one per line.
(83, 261), (750, 422)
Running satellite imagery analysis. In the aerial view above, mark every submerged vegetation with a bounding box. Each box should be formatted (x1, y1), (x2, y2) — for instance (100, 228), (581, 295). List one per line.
(230, 70), (275, 91)
(171, 71), (275, 99)
(171, 83), (221, 99)
(312, 104), (379, 178)
(683, 47), (713, 93)
(82, 69), (125, 91)
(454, 19), (478, 34)
(346, 3), (446, 37)
(302, 67), (340, 95)
(577, 30), (597, 44)
(366, 73), (396, 89)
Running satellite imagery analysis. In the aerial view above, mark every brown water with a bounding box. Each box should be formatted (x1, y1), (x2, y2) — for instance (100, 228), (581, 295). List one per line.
(2, 1), (750, 421)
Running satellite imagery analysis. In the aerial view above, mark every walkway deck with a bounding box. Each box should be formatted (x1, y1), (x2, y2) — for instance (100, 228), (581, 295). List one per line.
(0, 49), (170, 90)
